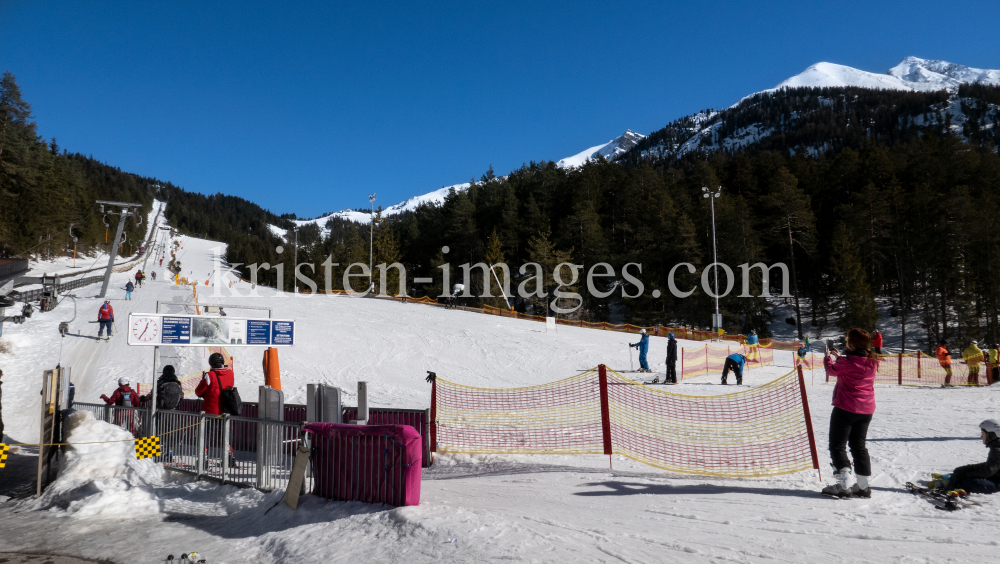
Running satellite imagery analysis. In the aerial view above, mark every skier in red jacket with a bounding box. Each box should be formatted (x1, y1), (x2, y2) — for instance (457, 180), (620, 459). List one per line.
(872, 330), (883, 354)
(195, 352), (234, 415)
(101, 377), (141, 434)
(97, 301), (114, 340)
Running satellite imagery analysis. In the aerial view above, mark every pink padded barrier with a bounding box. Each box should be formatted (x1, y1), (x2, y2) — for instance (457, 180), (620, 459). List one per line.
(304, 423), (422, 507)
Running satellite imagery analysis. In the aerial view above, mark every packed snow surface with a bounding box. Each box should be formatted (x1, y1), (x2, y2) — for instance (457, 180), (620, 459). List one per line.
(3, 195), (1000, 564)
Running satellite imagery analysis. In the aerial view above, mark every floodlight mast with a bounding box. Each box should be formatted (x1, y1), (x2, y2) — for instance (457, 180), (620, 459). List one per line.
(368, 193), (376, 291)
(702, 186), (722, 335)
(97, 201), (143, 298)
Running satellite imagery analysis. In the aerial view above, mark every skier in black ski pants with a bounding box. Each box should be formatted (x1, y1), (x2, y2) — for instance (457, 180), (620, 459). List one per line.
(665, 333), (678, 384)
(946, 420), (1000, 494)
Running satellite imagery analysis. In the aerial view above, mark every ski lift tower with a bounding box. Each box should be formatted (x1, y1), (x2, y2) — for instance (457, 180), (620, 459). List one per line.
(96, 200), (144, 298)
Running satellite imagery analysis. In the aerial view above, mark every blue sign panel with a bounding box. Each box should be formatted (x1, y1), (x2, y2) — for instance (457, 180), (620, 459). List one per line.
(271, 320), (294, 345)
(247, 319), (271, 345)
(161, 316), (191, 345)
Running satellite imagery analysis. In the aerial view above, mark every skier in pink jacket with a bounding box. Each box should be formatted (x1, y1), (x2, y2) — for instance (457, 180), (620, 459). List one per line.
(821, 328), (879, 499)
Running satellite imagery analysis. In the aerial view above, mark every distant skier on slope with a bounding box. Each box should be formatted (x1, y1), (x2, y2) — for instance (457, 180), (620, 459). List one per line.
(630, 329), (650, 373)
(872, 330), (883, 355)
(963, 341), (983, 386)
(151, 271), (157, 281)
(135, 269), (143, 288)
(937, 339), (953, 385)
(821, 328), (878, 499)
(124, 280), (134, 301)
(745, 330), (759, 361)
(721, 352), (747, 385)
(938, 420), (1000, 494)
(97, 300), (114, 339)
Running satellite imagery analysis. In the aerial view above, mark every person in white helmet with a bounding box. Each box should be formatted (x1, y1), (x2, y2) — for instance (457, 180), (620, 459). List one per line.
(100, 376), (141, 434)
(630, 328), (651, 372)
(945, 419), (1000, 494)
(101, 376), (139, 407)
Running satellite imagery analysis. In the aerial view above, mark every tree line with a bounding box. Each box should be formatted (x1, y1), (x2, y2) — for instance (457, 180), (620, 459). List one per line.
(5, 68), (999, 352)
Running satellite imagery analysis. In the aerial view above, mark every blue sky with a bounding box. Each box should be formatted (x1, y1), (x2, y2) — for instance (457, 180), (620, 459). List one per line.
(2, 0), (998, 217)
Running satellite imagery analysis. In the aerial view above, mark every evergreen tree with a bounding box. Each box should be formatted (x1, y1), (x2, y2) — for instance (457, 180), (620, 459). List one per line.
(830, 222), (880, 334)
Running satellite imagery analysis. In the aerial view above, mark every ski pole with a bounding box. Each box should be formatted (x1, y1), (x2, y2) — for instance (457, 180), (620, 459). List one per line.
(629, 345), (634, 371)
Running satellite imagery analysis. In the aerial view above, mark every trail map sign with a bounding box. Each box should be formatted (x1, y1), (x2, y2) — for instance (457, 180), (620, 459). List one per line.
(127, 313), (295, 347)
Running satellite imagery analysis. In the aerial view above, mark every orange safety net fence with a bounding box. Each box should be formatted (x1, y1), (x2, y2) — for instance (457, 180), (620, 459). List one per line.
(681, 344), (775, 379)
(431, 366), (820, 478)
(823, 351), (996, 387)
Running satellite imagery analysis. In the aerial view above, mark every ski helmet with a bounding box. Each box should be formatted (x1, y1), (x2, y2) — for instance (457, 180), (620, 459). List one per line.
(750, 330), (756, 335)
(980, 419), (1000, 435)
(208, 352), (226, 368)
(118, 376), (129, 386)
(640, 328), (647, 334)
(668, 332), (675, 339)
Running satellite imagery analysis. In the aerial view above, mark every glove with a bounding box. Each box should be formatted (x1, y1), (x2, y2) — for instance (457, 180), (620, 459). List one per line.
(425, 371), (437, 383)
(100, 394), (109, 402)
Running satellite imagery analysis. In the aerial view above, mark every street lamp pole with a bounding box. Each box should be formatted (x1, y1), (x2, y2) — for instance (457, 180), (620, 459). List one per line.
(293, 226), (300, 293)
(368, 193), (376, 291)
(702, 186), (722, 336)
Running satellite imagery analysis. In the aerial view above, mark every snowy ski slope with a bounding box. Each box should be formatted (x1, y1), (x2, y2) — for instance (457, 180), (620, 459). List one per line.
(1, 227), (999, 563)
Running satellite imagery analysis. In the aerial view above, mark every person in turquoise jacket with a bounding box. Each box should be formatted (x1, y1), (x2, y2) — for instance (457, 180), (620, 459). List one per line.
(631, 329), (650, 372)
(722, 353), (747, 385)
(746, 330), (759, 346)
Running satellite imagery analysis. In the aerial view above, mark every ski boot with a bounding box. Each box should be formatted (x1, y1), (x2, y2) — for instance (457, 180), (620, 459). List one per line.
(649, 377), (660, 384)
(821, 467), (855, 498)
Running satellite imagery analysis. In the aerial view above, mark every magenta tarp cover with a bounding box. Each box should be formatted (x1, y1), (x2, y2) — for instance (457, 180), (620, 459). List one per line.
(304, 423), (422, 506)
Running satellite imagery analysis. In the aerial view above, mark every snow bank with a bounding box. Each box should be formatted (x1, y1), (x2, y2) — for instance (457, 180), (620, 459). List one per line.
(26, 410), (162, 518)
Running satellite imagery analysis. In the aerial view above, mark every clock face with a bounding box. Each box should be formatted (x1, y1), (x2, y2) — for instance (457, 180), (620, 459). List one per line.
(131, 317), (160, 343)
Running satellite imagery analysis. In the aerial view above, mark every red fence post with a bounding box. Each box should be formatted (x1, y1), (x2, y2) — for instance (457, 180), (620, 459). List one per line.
(597, 364), (613, 456)
(917, 350), (921, 379)
(429, 377), (437, 453)
(797, 365), (822, 482)
(898, 353), (903, 386)
(681, 349), (684, 379)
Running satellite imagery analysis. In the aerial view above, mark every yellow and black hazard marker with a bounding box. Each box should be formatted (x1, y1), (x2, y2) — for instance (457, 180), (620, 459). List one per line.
(134, 436), (161, 460)
(0, 443), (9, 468)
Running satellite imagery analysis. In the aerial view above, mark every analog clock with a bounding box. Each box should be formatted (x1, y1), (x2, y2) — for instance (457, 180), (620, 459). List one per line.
(131, 317), (160, 343)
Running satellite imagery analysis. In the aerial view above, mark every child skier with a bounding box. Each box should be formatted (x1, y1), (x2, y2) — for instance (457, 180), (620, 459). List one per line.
(630, 329), (650, 372)
(942, 420), (1000, 494)
(124, 280), (134, 300)
(651, 332), (678, 384)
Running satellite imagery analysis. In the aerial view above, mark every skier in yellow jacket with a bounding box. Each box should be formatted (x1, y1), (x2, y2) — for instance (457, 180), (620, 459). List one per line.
(964, 341), (984, 386)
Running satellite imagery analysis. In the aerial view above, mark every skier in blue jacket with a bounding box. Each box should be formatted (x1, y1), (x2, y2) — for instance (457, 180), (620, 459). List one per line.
(746, 330), (759, 346)
(631, 329), (650, 372)
(722, 353), (747, 385)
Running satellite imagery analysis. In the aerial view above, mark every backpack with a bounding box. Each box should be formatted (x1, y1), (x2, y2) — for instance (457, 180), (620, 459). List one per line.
(219, 386), (242, 416)
(121, 391), (133, 407)
(157, 382), (183, 410)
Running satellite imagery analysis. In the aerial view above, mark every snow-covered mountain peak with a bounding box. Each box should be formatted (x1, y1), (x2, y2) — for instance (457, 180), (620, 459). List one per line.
(556, 130), (646, 169)
(888, 56), (1000, 89)
(772, 57), (1000, 95)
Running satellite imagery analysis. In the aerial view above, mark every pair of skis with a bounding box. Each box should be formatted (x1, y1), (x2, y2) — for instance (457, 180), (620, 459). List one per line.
(905, 482), (981, 511)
